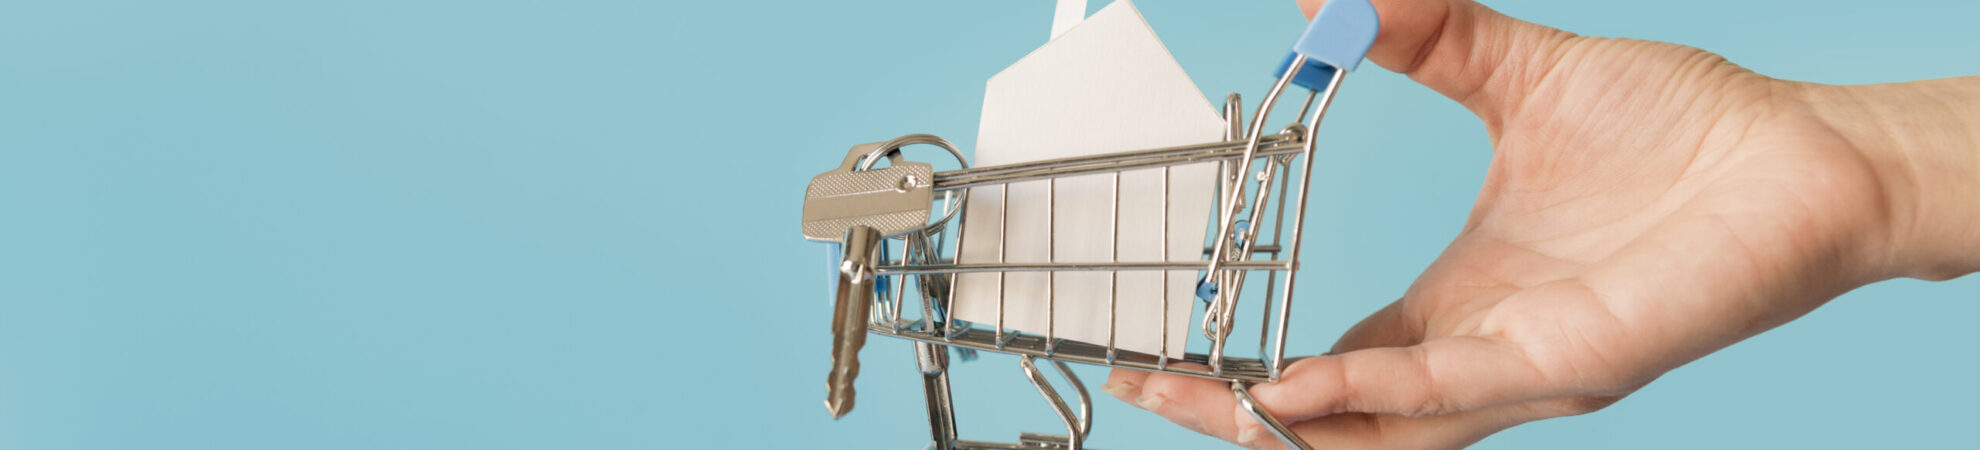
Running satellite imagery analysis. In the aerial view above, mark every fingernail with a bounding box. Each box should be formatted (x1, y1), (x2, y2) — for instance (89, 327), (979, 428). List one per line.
(1134, 394), (1166, 411)
(1236, 427), (1261, 445)
(1100, 381), (1136, 400)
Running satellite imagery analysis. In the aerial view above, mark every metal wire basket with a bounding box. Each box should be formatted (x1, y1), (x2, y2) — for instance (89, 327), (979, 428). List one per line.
(799, 3), (1379, 448)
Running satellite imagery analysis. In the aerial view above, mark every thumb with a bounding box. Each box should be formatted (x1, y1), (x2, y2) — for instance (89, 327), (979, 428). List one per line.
(1297, 0), (1571, 119)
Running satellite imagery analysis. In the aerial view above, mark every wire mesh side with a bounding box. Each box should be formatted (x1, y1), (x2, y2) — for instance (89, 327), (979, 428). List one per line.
(863, 140), (1315, 383)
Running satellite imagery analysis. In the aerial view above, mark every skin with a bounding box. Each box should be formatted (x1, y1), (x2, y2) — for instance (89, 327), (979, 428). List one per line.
(1099, 0), (1980, 448)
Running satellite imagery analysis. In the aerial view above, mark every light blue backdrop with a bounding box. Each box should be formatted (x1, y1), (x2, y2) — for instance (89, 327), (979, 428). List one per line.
(2, 0), (1975, 448)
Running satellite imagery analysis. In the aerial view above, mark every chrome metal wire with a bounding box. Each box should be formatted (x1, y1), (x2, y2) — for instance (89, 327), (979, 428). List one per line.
(815, 59), (1350, 450)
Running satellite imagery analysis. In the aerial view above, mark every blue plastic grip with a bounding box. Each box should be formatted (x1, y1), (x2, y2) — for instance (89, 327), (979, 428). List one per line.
(1274, 52), (1340, 92)
(1290, 0), (1379, 72)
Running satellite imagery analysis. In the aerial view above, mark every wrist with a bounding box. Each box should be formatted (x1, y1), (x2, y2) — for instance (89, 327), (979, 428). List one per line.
(1799, 77), (1980, 281)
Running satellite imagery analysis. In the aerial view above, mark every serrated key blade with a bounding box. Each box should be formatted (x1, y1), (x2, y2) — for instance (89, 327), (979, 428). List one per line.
(825, 226), (880, 419)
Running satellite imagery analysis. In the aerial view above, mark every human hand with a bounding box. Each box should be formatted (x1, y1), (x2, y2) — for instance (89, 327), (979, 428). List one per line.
(1102, 0), (1980, 448)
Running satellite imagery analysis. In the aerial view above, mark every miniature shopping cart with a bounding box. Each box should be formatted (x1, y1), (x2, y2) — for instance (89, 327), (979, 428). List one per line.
(798, 2), (1379, 449)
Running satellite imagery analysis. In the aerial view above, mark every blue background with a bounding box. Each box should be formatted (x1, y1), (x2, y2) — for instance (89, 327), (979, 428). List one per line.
(3, 0), (1976, 448)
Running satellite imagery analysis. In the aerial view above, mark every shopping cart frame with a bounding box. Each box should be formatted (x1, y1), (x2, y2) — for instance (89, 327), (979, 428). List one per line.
(817, 57), (1347, 449)
(811, 2), (1380, 447)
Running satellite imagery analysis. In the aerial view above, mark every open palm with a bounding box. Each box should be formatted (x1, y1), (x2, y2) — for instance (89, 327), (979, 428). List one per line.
(1103, 0), (1902, 448)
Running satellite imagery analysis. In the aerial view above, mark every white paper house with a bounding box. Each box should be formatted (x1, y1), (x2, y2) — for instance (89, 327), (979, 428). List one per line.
(951, 0), (1223, 358)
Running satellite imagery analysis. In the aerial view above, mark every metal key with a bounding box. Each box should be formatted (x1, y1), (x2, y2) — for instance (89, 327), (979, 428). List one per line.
(802, 142), (935, 419)
(827, 225), (881, 418)
(801, 142), (936, 242)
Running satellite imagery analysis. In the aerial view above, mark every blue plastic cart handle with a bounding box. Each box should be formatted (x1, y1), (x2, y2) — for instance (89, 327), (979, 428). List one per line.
(1274, 0), (1379, 91)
